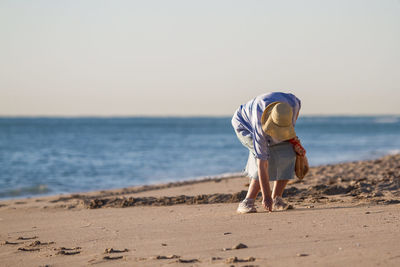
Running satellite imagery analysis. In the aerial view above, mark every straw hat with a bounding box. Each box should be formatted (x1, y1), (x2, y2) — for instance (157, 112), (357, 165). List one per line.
(261, 101), (296, 142)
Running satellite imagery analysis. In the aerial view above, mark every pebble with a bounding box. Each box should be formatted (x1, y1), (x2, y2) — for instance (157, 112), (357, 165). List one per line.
(155, 255), (180, 260)
(225, 256), (255, 263)
(296, 253), (309, 257)
(3, 241), (20, 245)
(56, 250), (80, 255)
(103, 255), (123, 260)
(223, 243), (248, 251)
(18, 247), (40, 252)
(18, 236), (38, 240)
(178, 258), (199, 263)
(104, 248), (129, 253)
(233, 243), (248, 249)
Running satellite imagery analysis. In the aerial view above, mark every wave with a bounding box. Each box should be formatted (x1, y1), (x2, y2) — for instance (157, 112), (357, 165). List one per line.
(193, 172), (245, 180)
(0, 184), (50, 199)
(146, 172), (246, 187)
(373, 116), (400, 124)
(389, 149), (400, 155)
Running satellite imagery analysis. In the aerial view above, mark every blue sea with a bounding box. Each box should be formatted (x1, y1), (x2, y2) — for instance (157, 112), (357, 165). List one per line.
(1, 116), (400, 199)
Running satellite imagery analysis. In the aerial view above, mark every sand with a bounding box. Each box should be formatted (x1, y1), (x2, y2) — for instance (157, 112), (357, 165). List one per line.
(0, 154), (400, 266)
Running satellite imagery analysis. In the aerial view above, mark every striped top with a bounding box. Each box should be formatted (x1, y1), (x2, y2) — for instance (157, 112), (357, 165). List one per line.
(231, 92), (301, 160)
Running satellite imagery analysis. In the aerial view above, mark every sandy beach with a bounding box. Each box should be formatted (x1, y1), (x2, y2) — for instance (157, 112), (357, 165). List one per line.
(1, 154), (400, 267)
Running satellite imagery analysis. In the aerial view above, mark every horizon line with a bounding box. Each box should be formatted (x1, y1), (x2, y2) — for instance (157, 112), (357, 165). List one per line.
(1, 114), (400, 119)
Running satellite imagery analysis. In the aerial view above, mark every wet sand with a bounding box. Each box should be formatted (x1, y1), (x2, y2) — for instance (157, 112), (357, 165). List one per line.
(0, 154), (399, 266)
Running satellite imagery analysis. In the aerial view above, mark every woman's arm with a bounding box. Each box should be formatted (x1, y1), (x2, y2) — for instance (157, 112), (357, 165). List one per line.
(257, 159), (273, 212)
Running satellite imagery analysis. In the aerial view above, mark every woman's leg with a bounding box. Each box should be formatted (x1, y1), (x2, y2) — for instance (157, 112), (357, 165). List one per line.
(237, 178), (260, 214)
(272, 180), (289, 199)
(245, 179), (260, 199)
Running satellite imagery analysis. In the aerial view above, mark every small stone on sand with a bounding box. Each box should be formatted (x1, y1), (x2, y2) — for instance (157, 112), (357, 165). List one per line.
(3, 240), (20, 245)
(178, 258), (199, 263)
(233, 243), (248, 249)
(225, 256), (255, 263)
(296, 253), (309, 257)
(58, 247), (81, 250)
(18, 247), (40, 252)
(104, 248), (128, 253)
(103, 255), (123, 260)
(18, 236), (38, 240)
(29, 241), (55, 246)
(155, 255), (180, 259)
(223, 243), (248, 251)
(57, 250), (80, 255)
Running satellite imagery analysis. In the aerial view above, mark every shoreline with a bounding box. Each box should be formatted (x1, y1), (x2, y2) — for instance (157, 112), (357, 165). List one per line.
(1, 153), (399, 209)
(1, 154), (399, 266)
(1, 152), (399, 202)
(0, 172), (246, 201)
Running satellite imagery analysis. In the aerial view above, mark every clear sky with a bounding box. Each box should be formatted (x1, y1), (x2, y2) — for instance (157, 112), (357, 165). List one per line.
(1, 0), (399, 116)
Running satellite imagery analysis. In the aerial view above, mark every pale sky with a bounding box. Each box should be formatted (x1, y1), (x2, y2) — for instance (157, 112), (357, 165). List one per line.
(1, 0), (399, 116)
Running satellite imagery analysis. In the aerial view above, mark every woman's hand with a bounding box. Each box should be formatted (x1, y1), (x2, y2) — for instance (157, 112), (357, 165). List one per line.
(262, 196), (273, 212)
(288, 137), (306, 156)
(257, 159), (273, 212)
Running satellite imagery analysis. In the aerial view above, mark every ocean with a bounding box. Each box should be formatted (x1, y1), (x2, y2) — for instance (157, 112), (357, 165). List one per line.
(1, 116), (400, 199)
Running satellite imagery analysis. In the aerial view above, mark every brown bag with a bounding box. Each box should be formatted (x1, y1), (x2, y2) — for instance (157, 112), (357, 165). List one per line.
(295, 154), (309, 180)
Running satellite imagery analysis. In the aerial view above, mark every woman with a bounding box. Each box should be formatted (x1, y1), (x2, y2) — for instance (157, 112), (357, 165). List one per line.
(231, 92), (303, 213)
